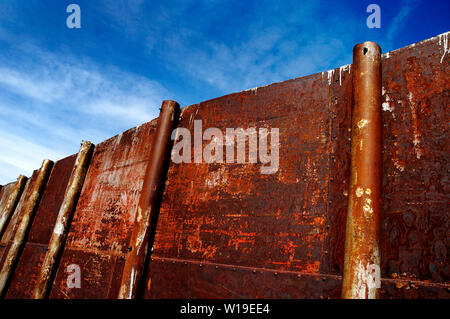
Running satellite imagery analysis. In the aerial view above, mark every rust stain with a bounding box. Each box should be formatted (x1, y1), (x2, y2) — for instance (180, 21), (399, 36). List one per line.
(0, 32), (447, 299)
(33, 141), (94, 299)
(0, 159), (53, 297)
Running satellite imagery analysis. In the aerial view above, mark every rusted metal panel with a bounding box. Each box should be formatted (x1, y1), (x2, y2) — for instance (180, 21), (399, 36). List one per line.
(145, 256), (341, 299)
(0, 32), (446, 299)
(4, 154), (78, 298)
(3, 243), (47, 299)
(50, 248), (117, 299)
(0, 176), (27, 239)
(379, 279), (450, 299)
(0, 159), (53, 297)
(33, 141), (94, 299)
(0, 183), (16, 236)
(119, 100), (180, 299)
(0, 177), (32, 251)
(144, 256), (449, 299)
(379, 32), (450, 286)
(144, 73), (336, 298)
(342, 42), (382, 299)
(320, 63), (353, 276)
(49, 120), (158, 298)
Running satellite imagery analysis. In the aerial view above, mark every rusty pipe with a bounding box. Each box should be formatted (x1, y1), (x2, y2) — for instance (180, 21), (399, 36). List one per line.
(342, 42), (382, 299)
(118, 100), (180, 299)
(0, 159), (53, 298)
(32, 142), (94, 299)
(0, 175), (28, 240)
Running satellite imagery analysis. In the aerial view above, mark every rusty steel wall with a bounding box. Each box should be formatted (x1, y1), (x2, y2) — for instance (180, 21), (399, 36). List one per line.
(144, 72), (339, 299)
(0, 183), (17, 262)
(143, 32), (449, 299)
(0, 32), (448, 299)
(4, 155), (77, 298)
(0, 177), (32, 265)
(49, 120), (158, 298)
(378, 33), (450, 297)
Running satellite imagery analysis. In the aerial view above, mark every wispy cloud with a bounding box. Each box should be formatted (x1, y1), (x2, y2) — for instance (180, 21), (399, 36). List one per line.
(387, 0), (422, 47)
(0, 38), (169, 184)
(106, 0), (358, 95)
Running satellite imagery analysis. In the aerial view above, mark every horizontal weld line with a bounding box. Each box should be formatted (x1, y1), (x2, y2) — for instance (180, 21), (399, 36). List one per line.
(65, 245), (126, 258)
(151, 256), (450, 288)
(380, 277), (450, 288)
(150, 256), (342, 280)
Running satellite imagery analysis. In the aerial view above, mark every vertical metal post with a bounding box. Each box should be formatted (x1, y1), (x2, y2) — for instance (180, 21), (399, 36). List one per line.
(32, 141), (94, 299)
(342, 42), (382, 299)
(0, 175), (28, 239)
(118, 100), (180, 299)
(0, 159), (53, 298)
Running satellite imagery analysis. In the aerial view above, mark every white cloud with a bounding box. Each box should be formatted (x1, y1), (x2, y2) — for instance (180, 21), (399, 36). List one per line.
(0, 42), (170, 184)
(0, 129), (66, 181)
(387, 0), (422, 47)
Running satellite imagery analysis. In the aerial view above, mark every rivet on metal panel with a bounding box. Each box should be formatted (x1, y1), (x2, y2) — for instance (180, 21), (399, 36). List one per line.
(118, 100), (180, 299)
(0, 159), (53, 298)
(342, 41), (382, 299)
(0, 175), (28, 240)
(32, 141), (95, 299)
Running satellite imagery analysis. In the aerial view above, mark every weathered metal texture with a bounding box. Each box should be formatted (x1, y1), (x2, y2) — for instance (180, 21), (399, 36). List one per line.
(3, 154), (76, 299)
(320, 64), (353, 276)
(0, 179), (31, 248)
(49, 120), (159, 298)
(146, 256), (341, 298)
(32, 141), (94, 299)
(0, 175), (28, 239)
(342, 42), (382, 299)
(1, 33), (447, 299)
(144, 72), (338, 298)
(0, 182), (17, 264)
(0, 183), (16, 237)
(0, 159), (53, 297)
(379, 32), (450, 287)
(119, 100), (180, 299)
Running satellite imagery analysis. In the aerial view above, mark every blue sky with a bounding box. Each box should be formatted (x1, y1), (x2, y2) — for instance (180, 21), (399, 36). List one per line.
(0, 0), (448, 184)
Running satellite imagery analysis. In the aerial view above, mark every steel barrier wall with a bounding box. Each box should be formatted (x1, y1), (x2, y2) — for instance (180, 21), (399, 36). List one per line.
(0, 32), (448, 299)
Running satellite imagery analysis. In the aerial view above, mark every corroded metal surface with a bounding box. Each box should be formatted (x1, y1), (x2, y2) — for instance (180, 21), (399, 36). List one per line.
(49, 121), (158, 298)
(144, 73), (336, 298)
(342, 42), (382, 299)
(33, 141), (94, 299)
(119, 100), (180, 299)
(0, 179), (31, 248)
(0, 176), (27, 239)
(0, 159), (53, 297)
(0, 32), (447, 299)
(145, 256), (341, 299)
(3, 154), (76, 298)
(379, 32), (450, 286)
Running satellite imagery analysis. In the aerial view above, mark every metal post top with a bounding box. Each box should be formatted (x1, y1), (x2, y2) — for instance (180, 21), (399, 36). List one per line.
(161, 100), (180, 108)
(353, 41), (381, 58)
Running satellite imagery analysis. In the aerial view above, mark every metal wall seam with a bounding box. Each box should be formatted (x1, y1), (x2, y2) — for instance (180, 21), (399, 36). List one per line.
(0, 159), (54, 298)
(32, 141), (95, 299)
(118, 100), (180, 299)
(0, 175), (28, 240)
